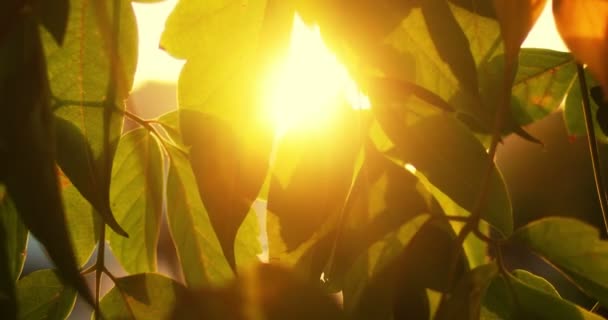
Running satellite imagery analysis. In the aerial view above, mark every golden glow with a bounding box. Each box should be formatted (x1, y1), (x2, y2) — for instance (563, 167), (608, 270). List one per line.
(264, 14), (370, 136)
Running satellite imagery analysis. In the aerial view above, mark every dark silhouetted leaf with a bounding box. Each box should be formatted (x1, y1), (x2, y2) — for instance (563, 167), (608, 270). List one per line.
(512, 217), (608, 309)
(165, 144), (233, 287)
(108, 128), (163, 273)
(0, 14), (93, 307)
(99, 273), (188, 320)
(16, 269), (77, 320)
(0, 194), (17, 319)
(382, 114), (513, 237)
(36, 0), (69, 45)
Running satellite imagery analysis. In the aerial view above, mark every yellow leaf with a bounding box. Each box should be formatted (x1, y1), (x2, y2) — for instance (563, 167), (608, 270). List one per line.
(553, 0), (608, 96)
(494, 0), (547, 67)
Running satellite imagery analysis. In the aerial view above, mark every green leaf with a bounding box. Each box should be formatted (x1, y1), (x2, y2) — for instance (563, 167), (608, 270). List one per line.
(267, 107), (362, 262)
(63, 184), (100, 267)
(385, 114), (513, 237)
(16, 269), (77, 320)
(564, 69), (608, 143)
(512, 269), (561, 298)
(36, 0), (70, 45)
(512, 217), (608, 309)
(165, 144), (233, 287)
(0, 186), (28, 281)
(482, 273), (604, 319)
(108, 129), (163, 273)
(46, 0), (138, 236)
(435, 263), (498, 320)
(173, 263), (345, 320)
(180, 111), (270, 271)
(99, 273), (188, 320)
(342, 214), (429, 317)
(0, 15), (93, 307)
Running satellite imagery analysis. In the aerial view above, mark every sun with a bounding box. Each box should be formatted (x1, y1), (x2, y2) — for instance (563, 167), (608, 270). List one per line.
(263, 14), (370, 137)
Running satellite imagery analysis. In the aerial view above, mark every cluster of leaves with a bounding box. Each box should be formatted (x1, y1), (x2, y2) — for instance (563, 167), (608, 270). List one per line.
(3, 0), (608, 319)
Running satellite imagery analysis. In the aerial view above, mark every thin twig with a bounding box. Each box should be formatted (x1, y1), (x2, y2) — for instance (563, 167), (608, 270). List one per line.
(576, 64), (608, 233)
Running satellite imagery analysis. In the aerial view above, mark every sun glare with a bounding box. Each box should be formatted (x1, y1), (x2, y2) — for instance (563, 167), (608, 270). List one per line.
(264, 14), (370, 136)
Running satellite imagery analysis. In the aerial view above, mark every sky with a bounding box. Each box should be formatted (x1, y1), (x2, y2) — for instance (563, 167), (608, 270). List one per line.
(131, 0), (568, 88)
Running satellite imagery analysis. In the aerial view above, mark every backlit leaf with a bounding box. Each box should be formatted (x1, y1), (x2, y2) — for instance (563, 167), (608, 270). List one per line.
(512, 269), (561, 298)
(99, 273), (188, 320)
(512, 217), (608, 309)
(36, 0), (70, 45)
(564, 70), (608, 143)
(16, 269), (77, 320)
(109, 129), (163, 273)
(383, 114), (513, 237)
(165, 144), (233, 287)
(482, 272), (604, 319)
(46, 0), (138, 236)
(553, 0), (608, 95)
(63, 185), (99, 267)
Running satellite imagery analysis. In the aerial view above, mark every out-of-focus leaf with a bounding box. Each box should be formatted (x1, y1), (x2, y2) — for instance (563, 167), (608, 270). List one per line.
(0, 186), (28, 281)
(267, 106), (362, 263)
(16, 269), (77, 320)
(173, 263), (345, 320)
(592, 86), (608, 136)
(99, 273), (188, 320)
(512, 269), (561, 298)
(63, 185), (99, 267)
(181, 111), (270, 271)
(383, 114), (513, 237)
(36, 0), (69, 45)
(342, 214), (429, 317)
(512, 217), (608, 308)
(435, 263), (498, 320)
(165, 144), (233, 287)
(108, 129), (163, 274)
(46, 0), (138, 236)
(493, 0), (547, 70)
(0, 192), (17, 318)
(482, 272), (604, 319)
(553, 0), (608, 94)
(564, 71), (608, 143)
(0, 14), (93, 307)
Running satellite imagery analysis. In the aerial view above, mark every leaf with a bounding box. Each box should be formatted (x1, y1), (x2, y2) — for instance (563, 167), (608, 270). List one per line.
(108, 128), (163, 273)
(512, 217), (608, 309)
(36, 0), (70, 45)
(173, 263), (345, 320)
(553, 0), (608, 95)
(267, 106), (362, 261)
(0, 194), (17, 319)
(46, 0), (138, 236)
(0, 14), (94, 307)
(435, 263), (498, 320)
(493, 0), (547, 69)
(165, 144), (233, 287)
(563, 70), (608, 142)
(16, 269), (77, 320)
(482, 272), (604, 319)
(181, 111), (270, 271)
(421, 0), (480, 99)
(512, 269), (561, 298)
(383, 114), (513, 237)
(99, 273), (188, 320)
(63, 185), (100, 267)
(342, 214), (430, 317)
(0, 186), (28, 281)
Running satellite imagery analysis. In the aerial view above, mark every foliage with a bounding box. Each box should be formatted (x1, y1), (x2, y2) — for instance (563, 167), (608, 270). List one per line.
(2, 0), (608, 319)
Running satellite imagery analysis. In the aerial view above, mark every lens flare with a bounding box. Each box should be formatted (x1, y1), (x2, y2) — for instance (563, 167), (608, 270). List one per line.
(264, 14), (370, 136)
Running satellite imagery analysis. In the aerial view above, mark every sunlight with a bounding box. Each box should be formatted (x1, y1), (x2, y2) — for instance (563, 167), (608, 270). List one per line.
(264, 14), (370, 136)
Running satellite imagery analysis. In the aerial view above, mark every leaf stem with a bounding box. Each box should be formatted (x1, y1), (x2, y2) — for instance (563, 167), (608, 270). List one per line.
(94, 225), (106, 319)
(576, 63), (608, 233)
